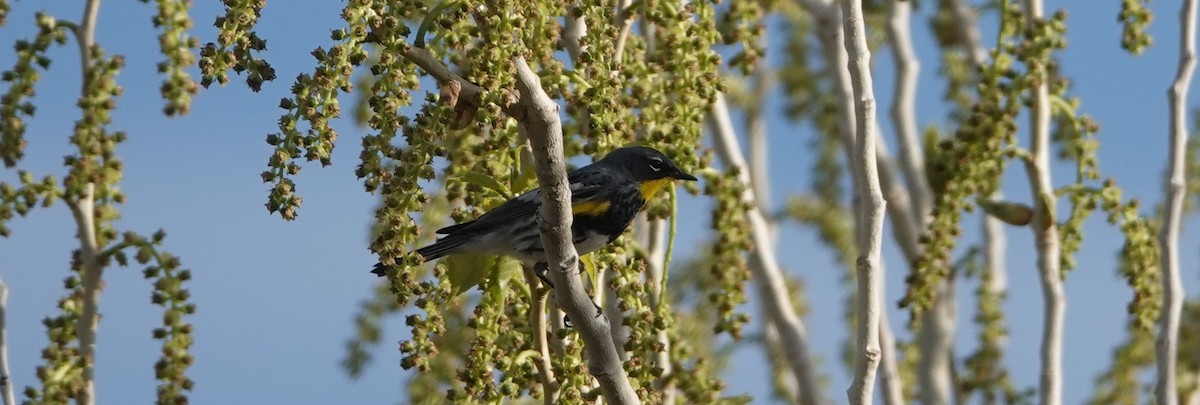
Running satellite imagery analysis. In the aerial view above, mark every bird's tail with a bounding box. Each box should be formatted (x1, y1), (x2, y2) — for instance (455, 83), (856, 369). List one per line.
(370, 237), (469, 277)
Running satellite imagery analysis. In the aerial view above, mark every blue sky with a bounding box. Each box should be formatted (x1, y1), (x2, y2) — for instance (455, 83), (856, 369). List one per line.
(1, 0), (1198, 404)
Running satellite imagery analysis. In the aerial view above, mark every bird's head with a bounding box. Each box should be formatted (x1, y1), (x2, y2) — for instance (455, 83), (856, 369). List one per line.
(602, 146), (698, 183)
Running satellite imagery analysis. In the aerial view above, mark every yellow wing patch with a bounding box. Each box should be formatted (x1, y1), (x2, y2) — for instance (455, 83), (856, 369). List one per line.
(573, 200), (612, 216)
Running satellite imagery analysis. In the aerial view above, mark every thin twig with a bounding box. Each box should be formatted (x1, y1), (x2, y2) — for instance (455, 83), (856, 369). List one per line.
(513, 56), (640, 405)
(72, 5), (103, 403)
(70, 184), (101, 405)
(0, 274), (13, 405)
(839, 0), (886, 403)
(400, 46), (522, 116)
(523, 268), (559, 405)
(1158, 0), (1197, 403)
(641, 215), (674, 403)
(877, 309), (904, 405)
(917, 280), (956, 405)
(711, 94), (824, 405)
(885, 0), (931, 220)
(945, 0), (988, 67)
(1020, 1), (1064, 404)
(613, 0), (636, 67)
(563, 9), (586, 63)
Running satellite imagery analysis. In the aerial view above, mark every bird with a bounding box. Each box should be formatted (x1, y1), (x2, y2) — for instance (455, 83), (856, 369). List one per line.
(371, 145), (697, 279)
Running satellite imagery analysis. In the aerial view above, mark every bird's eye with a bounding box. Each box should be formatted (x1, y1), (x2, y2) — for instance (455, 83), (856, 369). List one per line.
(648, 159), (663, 172)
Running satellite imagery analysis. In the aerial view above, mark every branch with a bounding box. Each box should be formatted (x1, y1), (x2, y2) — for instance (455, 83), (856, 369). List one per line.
(710, 94), (824, 405)
(639, 216), (675, 403)
(563, 8), (586, 68)
(1020, 1), (1064, 404)
(0, 275), (13, 405)
(522, 268), (559, 404)
(885, 0), (931, 220)
(945, 0), (988, 67)
(917, 280), (956, 405)
(838, 0), (886, 404)
(73, 3), (103, 403)
(512, 56), (639, 405)
(400, 45), (522, 116)
(69, 184), (101, 405)
(877, 309), (905, 405)
(1159, 0), (1197, 403)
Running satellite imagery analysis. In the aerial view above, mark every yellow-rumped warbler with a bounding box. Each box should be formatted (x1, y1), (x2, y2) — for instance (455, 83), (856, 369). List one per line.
(372, 146), (696, 277)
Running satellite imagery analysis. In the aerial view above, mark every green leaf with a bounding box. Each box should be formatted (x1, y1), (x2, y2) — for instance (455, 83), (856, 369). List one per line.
(443, 254), (494, 296)
(580, 254), (598, 288)
(978, 198), (1034, 226)
(454, 172), (512, 199)
(715, 394), (754, 405)
(495, 257), (522, 285)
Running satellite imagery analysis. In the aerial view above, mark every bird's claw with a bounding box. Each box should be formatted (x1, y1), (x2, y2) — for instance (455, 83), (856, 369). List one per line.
(562, 302), (603, 328)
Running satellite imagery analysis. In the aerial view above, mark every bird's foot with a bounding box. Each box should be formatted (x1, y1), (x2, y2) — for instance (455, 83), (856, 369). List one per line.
(562, 301), (604, 328)
(534, 262), (554, 289)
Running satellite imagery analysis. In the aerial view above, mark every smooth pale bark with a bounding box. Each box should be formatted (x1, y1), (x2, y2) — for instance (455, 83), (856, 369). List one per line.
(1158, 0), (1197, 403)
(71, 4), (104, 403)
(513, 57), (640, 405)
(711, 94), (825, 405)
(0, 275), (13, 405)
(1020, 2), (1064, 404)
(839, 0), (887, 403)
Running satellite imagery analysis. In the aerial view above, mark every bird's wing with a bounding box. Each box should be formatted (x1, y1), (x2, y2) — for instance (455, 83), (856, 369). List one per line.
(436, 167), (609, 235)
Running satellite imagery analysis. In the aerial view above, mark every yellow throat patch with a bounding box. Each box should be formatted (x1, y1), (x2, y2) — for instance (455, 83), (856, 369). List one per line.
(571, 178), (672, 216)
(639, 178), (671, 201)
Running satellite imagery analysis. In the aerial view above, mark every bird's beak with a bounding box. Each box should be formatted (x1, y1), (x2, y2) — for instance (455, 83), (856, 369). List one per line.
(673, 171), (698, 181)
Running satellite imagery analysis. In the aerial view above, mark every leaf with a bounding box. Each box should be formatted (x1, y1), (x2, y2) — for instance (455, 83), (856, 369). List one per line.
(715, 394), (754, 405)
(580, 254), (597, 287)
(454, 172), (512, 199)
(443, 254), (494, 296)
(510, 145), (537, 195)
(495, 257), (522, 285)
(978, 198), (1034, 226)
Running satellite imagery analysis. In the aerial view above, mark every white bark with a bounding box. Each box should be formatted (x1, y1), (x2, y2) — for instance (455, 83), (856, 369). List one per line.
(68, 2), (104, 404)
(918, 282), (957, 405)
(877, 276), (905, 405)
(812, 3), (916, 402)
(0, 275), (13, 405)
(513, 56), (640, 405)
(711, 94), (825, 405)
(885, 0), (931, 220)
(640, 216), (674, 404)
(839, 0), (886, 402)
(1159, 0), (1197, 403)
(1020, 2), (1064, 404)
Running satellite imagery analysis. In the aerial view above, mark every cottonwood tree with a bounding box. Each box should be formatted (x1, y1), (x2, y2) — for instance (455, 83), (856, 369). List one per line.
(3, 0), (1200, 404)
(238, 0), (1197, 404)
(0, 1), (197, 404)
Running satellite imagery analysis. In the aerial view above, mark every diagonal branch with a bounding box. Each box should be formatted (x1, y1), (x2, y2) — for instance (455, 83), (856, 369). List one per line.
(401, 45), (522, 116)
(512, 56), (640, 405)
(710, 93), (825, 405)
(1158, 0), (1197, 403)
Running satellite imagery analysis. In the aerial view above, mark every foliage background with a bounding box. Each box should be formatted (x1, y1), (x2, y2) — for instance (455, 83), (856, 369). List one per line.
(0, 0), (1197, 403)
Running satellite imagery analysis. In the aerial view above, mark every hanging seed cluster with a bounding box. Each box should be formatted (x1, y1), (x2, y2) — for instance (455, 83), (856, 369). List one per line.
(236, 0), (753, 400)
(143, 0), (200, 116)
(1118, 0), (1153, 54)
(902, 3), (1027, 319)
(198, 0), (274, 91)
(1, 12), (65, 167)
(0, 5), (196, 401)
